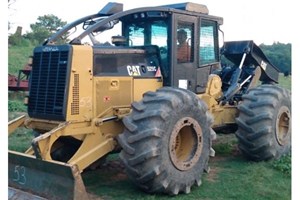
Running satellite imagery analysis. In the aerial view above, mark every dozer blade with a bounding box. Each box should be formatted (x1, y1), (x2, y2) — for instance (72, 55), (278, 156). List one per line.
(8, 151), (89, 200)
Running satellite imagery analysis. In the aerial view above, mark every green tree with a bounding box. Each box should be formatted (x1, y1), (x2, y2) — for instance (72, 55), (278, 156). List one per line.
(259, 42), (291, 76)
(24, 14), (68, 44)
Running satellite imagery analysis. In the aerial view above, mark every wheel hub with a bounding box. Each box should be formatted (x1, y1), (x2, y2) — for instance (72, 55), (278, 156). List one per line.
(169, 117), (203, 171)
(275, 106), (291, 146)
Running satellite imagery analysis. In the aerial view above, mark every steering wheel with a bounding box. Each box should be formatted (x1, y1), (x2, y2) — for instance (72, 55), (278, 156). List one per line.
(159, 47), (167, 54)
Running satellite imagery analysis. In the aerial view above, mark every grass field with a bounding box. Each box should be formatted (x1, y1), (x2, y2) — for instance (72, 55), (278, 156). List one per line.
(81, 135), (291, 200)
(8, 132), (291, 200)
(8, 44), (34, 75)
(278, 74), (291, 91)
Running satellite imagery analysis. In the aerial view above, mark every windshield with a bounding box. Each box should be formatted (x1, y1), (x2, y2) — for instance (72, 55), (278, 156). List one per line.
(123, 20), (169, 80)
(125, 21), (167, 47)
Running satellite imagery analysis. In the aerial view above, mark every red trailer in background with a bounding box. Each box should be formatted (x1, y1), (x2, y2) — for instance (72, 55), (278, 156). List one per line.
(8, 57), (31, 91)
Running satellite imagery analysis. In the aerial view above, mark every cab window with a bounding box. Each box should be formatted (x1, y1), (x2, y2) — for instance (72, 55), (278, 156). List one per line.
(176, 22), (194, 63)
(199, 20), (219, 65)
(125, 20), (169, 81)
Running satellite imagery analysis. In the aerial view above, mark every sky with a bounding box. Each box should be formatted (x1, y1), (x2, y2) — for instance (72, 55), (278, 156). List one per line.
(3, 1), (299, 199)
(7, 0), (297, 45)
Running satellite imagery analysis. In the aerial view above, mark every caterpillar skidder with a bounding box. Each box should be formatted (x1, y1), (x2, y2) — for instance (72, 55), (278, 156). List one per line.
(8, 2), (291, 199)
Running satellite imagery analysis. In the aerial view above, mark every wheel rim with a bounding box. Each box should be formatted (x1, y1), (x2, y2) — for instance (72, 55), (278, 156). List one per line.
(275, 106), (291, 146)
(169, 117), (203, 171)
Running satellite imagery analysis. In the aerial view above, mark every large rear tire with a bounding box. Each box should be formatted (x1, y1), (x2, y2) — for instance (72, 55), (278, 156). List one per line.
(236, 84), (291, 161)
(117, 87), (214, 195)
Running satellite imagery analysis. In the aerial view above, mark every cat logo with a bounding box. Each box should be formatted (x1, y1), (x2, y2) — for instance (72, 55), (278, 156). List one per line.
(127, 65), (141, 76)
(260, 60), (267, 70)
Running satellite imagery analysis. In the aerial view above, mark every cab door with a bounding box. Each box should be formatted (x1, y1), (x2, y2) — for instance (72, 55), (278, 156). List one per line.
(172, 14), (198, 92)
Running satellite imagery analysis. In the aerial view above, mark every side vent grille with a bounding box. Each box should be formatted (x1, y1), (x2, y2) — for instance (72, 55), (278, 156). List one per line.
(71, 74), (79, 115)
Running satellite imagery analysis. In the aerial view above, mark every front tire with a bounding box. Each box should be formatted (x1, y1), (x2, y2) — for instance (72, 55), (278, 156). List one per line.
(118, 87), (213, 195)
(236, 84), (291, 161)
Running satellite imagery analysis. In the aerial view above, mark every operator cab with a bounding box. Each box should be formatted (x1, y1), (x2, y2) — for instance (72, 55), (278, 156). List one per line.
(44, 2), (223, 94)
(119, 3), (223, 93)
